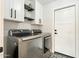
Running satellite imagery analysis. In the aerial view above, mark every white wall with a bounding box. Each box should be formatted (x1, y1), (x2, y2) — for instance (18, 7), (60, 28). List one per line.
(42, 0), (79, 57)
(0, 0), (4, 48)
(0, 0), (4, 58)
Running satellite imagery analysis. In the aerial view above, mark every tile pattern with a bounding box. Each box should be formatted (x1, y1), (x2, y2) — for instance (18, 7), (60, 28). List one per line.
(50, 52), (74, 58)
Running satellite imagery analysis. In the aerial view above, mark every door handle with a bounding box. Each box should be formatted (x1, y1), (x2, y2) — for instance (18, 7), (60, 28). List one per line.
(54, 29), (57, 31)
(55, 32), (58, 34)
(14, 10), (16, 18)
(54, 29), (58, 34)
(10, 8), (13, 18)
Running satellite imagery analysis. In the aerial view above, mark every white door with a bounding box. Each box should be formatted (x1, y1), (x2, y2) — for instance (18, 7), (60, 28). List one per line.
(13, 0), (24, 22)
(4, 0), (11, 19)
(4, 0), (14, 20)
(4, 0), (24, 22)
(54, 5), (76, 57)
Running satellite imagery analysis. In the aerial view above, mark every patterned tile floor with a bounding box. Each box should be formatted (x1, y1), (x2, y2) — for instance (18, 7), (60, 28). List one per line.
(50, 52), (74, 58)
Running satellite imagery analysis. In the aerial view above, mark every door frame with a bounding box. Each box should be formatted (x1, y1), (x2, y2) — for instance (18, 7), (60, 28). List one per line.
(0, 0), (4, 58)
(53, 4), (77, 57)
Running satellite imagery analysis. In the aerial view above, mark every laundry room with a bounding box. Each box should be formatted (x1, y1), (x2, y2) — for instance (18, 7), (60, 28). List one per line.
(0, 0), (79, 58)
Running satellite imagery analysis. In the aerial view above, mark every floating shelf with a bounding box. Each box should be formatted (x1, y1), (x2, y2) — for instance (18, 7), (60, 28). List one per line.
(24, 4), (34, 11)
(24, 17), (34, 21)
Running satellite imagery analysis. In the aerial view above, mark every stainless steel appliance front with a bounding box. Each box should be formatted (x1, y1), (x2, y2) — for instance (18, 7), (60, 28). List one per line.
(19, 37), (43, 58)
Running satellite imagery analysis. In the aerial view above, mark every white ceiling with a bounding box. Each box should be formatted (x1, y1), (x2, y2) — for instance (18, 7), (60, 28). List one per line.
(38, 0), (56, 5)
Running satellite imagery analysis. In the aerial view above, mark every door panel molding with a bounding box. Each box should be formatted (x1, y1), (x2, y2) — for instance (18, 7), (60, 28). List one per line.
(54, 4), (76, 57)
